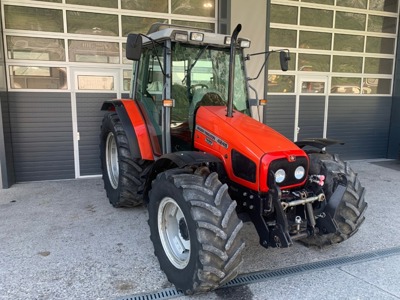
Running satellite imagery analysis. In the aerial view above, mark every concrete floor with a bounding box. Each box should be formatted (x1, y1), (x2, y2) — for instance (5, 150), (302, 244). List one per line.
(1, 159), (400, 300)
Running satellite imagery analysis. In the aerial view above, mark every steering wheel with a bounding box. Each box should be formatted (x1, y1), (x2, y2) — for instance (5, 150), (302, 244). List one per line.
(190, 84), (208, 94)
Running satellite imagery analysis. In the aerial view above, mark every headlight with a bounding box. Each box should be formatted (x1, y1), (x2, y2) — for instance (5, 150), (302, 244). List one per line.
(294, 166), (305, 180)
(275, 169), (286, 183)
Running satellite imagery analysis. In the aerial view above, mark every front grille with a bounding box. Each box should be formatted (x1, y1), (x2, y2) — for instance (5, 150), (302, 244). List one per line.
(269, 156), (308, 188)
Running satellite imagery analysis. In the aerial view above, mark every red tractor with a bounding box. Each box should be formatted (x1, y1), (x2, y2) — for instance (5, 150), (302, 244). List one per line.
(100, 24), (367, 294)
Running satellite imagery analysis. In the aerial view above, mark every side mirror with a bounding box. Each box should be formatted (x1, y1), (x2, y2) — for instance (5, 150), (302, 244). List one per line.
(280, 51), (290, 71)
(126, 34), (142, 61)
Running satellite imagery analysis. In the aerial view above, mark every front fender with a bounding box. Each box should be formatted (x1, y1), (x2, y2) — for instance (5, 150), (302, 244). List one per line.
(143, 151), (222, 202)
(295, 138), (344, 149)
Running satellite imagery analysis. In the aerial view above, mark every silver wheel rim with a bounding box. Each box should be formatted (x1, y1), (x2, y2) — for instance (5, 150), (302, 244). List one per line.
(105, 132), (119, 189)
(158, 197), (191, 269)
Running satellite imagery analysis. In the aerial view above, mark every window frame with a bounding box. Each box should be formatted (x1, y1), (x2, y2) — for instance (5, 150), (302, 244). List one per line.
(269, 0), (398, 96)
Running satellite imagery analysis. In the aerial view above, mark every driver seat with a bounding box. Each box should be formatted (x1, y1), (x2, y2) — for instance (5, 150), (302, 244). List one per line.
(188, 89), (225, 131)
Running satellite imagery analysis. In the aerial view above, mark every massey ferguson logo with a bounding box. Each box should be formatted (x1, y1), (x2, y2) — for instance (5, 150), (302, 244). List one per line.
(196, 125), (229, 149)
(289, 155), (296, 162)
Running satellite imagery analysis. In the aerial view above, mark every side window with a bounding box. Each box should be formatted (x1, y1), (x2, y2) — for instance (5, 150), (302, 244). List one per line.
(136, 46), (164, 154)
(170, 45), (193, 152)
(171, 60), (190, 123)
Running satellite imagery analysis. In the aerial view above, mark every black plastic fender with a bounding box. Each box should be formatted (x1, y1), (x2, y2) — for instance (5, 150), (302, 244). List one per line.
(101, 100), (141, 158)
(295, 138), (344, 149)
(143, 151), (222, 202)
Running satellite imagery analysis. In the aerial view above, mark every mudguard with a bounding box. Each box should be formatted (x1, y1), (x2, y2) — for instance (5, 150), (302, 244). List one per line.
(295, 138), (344, 149)
(101, 99), (154, 160)
(143, 151), (222, 201)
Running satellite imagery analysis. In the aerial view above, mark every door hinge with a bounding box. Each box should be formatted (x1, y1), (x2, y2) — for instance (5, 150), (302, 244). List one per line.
(77, 132), (80, 141)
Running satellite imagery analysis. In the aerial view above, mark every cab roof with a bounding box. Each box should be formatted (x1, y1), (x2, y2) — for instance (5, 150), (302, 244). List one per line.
(143, 23), (250, 48)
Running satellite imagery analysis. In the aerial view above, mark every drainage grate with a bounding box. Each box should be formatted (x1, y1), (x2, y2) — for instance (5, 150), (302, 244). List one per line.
(117, 288), (184, 300)
(117, 246), (400, 300)
(223, 246), (400, 288)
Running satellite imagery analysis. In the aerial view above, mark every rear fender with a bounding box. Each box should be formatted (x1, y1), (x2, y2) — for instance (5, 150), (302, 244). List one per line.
(143, 151), (222, 202)
(101, 99), (154, 160)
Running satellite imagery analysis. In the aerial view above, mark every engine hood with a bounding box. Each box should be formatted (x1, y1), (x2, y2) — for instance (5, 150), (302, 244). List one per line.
(195, 106), (303, 156)
(194, 106), (308, 191)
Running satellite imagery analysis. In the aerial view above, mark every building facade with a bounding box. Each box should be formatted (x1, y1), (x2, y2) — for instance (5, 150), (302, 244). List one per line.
(0, 0), (399, 188)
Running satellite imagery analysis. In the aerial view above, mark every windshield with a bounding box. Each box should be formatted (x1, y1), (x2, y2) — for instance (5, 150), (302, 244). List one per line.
(171, 43), (249, 115)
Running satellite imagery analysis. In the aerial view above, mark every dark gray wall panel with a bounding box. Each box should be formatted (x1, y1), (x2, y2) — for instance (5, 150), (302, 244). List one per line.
(8, 92), (74, 182)
(264, 95), (296, 140)
(0, 91), (15, 187)
(76, 93), (116, 176)
(388, 97), (400, 159)
(298, 96), (325, 140)
(388, 34), (400, 159)
(327, 96), (392, 160)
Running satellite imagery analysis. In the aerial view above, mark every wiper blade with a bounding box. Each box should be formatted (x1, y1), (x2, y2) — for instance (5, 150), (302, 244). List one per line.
(182, 45), (209, 84)
(140, 33), (167, 77)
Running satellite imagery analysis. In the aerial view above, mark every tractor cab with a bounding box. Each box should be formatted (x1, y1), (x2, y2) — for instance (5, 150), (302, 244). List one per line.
(126, 23), (251, 155)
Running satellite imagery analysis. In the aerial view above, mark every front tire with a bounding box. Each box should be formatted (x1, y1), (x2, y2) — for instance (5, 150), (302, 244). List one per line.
(302, 153), (367, 246)
(100, 112), (151, 207)
(148, 168), (245, 294)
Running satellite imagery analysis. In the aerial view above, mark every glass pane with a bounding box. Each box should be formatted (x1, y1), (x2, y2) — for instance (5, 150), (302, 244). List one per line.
(9, 66), (67, 89)
(368, 15), (397, 34)
(363, 78), (391, 94)
(302, 0), (333, 4)
(271, 4), (298, 25)
(335, 12), (366, 31)
(366, 37), (395, 54)
(301, 81), (325, 94)
(171, 20), (215, 32)
(300, 8), (333, 28)
(69, 40), (120, 63)
(0, 31), (6, 91)
(331, 77), (361, 94)
(298, 54), (330, 72)
(67, 11), (118, 36)
(66, 0), (118, 8)
(123, 70), (132, 91)
(122, 16), (168, 36)
(270, 28), (297, 48)
(334, 34), (364, 52)
(121, 0), (167, 13)
(7, 36), (65, 61)
(364, 58), (393, 74)
(5, 5), (63, 32)
(77, 75), (114, 90)
(299, 31), (331, 50)
(369, 0), (398, 12)
(172, 0), (215, 17)
(268, 75), (295, 93)
(332, 56), (362, 73)
(336, 0), (367, 8)
(32, 0), (61, 2)
(122, 43), (130, 64)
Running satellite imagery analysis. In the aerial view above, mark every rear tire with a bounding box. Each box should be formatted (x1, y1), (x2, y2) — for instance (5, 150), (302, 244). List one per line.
(100, 112), (151, 207)
(148, 168), (245, 294)
(301, 153), (367, 246)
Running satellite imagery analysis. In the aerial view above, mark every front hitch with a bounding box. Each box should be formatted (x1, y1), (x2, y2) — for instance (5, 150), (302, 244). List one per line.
(246, 171), (293, 249)
(315, 174), (348, 234)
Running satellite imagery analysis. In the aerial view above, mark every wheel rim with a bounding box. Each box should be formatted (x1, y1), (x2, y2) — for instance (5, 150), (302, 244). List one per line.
(105, 132), (119, 189)
(158, 197), (191, 269)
